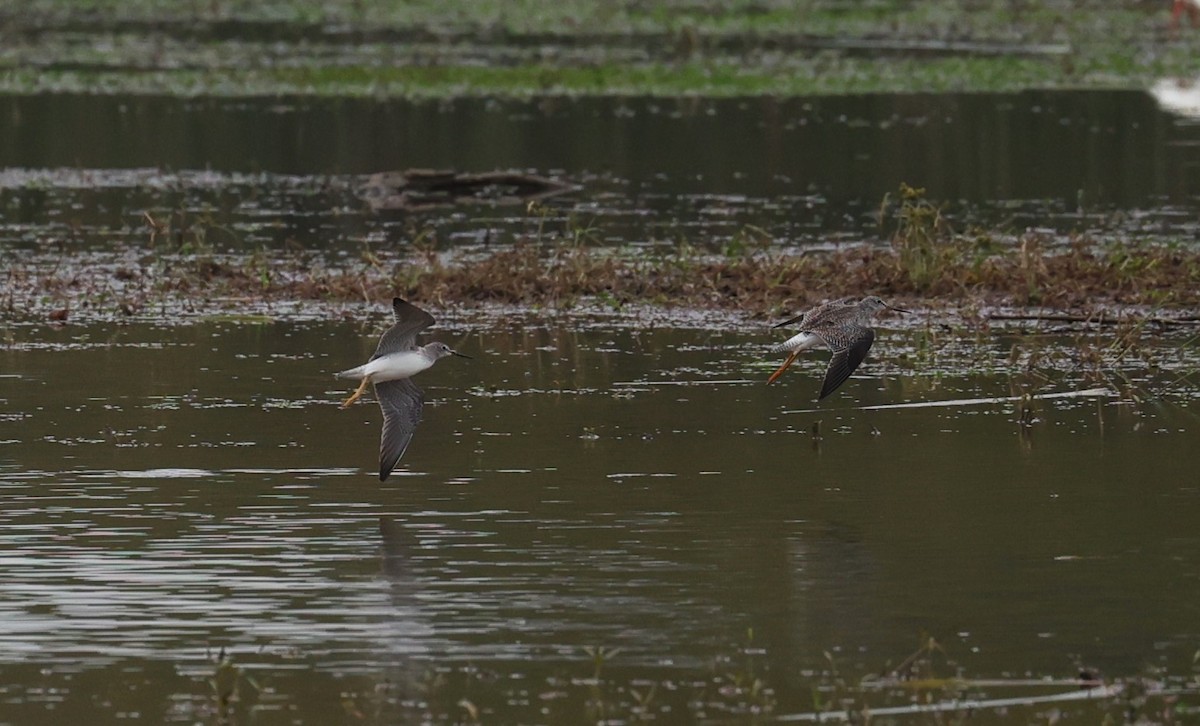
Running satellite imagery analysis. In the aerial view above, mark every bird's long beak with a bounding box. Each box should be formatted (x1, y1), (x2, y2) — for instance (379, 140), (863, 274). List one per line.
(452, 350), (472, 359)
(887, 304), (911, 314)
(772, 314), (806, 329)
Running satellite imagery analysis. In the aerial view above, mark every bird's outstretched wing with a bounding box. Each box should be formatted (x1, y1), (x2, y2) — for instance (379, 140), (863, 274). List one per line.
(373, 298), (436, 359)
(375, 378), (425, 481)
(818, 326), (875, 400)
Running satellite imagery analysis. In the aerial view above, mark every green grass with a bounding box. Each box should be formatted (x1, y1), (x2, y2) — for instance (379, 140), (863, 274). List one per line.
(0, 0), (1163, 39)
(0, 55), (1104, 98)
(4, 1), (1200, 98)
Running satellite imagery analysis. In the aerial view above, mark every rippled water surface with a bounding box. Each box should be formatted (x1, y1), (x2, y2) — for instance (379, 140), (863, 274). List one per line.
(2, 315), (1199, 722)
(5, 85), (1200, 722)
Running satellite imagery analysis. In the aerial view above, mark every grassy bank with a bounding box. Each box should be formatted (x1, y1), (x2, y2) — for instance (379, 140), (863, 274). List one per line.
(3, 1), (1199, 97)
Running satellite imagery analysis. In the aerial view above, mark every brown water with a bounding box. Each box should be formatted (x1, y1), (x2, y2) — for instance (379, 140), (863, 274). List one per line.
(2, 314), (1199, 722)
(4, 88), (1200, 722)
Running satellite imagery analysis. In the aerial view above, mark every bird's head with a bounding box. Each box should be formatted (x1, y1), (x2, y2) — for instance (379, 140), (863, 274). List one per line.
(430, 342), (472, 360)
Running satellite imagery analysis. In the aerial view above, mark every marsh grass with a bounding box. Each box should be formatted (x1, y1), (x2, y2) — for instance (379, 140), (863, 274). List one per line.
(143, 208), (239, 253)
(10, 188), (1200, 326)
(994, 304), (1189, 410)
(203, 648), (260, 726)
(884, 183), (957, 290)
(9, 230), (1200, 321)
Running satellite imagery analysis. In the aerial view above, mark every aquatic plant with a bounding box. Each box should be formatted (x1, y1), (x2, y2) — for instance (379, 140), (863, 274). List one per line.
(168, 635), (1200, 724)
(884, 183), (957, 290)
(143, 207), (239, 253)
(205, 648), (260, 725)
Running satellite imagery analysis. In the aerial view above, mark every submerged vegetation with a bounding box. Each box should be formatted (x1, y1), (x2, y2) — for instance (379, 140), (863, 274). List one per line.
(157, 635), (1200, 724)
(6, 187), (1200, 324)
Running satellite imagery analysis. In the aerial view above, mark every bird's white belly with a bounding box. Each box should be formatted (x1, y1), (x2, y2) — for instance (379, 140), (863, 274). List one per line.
(776, 331), (822, 353)
(365, 352), (432, 382)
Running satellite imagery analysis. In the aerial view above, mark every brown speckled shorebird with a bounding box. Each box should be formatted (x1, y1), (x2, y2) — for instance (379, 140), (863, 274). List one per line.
(766, 296), (909, 399)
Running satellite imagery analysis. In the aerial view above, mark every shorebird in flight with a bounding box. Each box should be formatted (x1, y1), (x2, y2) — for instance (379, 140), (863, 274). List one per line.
(336, 298), (469, 480)
(766, 296), (908, 400)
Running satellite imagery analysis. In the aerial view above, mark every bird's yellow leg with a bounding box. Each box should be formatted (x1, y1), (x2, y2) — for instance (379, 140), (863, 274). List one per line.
(340, 376), (371, 408)
(766, 350), (800, 385)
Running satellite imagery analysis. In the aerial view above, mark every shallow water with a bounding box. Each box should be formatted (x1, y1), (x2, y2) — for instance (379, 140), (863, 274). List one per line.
(4, 90), (1200, 261)
(1, 316), (1199, 721)
(5, 85), (1200, 721)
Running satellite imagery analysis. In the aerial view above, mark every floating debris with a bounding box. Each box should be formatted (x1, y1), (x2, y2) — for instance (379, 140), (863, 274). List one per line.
(361, 169), (576, 211)
(783, 388), (1113, 414)
(775, 683), (1123, 722)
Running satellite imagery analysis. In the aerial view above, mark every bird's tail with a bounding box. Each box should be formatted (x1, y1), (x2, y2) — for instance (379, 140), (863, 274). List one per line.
(334, 364), (367, 380)
(767, 331), (819, 355)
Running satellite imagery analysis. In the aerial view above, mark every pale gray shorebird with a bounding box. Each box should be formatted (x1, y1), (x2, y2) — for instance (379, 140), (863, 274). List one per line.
(336, 298), (469, 481)
(766, 296), (909, 399)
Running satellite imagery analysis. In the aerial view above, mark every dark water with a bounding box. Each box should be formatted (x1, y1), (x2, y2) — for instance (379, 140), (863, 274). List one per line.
(3, 90), (1200, 259)
(0, 91), (1183, 202)
(2, 315), (1199, 722)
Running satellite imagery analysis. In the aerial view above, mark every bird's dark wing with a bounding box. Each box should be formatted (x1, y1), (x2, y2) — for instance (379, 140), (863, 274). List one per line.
(375, 378), (425, 481)
(373, 298), (436, 360)
(818, 326), (875, 400)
